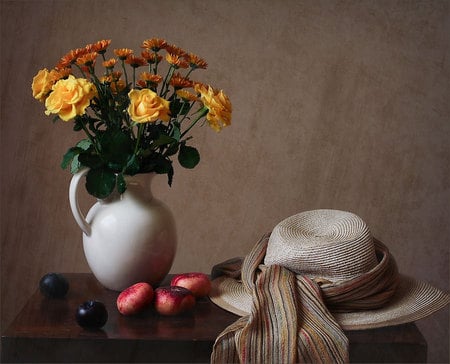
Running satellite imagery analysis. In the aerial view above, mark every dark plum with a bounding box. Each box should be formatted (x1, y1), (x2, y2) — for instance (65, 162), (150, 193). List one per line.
(39, 273), (69, 298)
(75, 300), (108, 329)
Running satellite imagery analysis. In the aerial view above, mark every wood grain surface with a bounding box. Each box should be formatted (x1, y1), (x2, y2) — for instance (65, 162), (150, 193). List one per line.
(1, 273), (427, 363)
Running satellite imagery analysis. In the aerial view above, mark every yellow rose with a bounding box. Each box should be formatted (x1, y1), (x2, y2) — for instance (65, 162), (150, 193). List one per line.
(127, 89), (171, 123)
(31, 68), (53, 102)
(44, 75), (96, 121)
(195, 84), (232, 132)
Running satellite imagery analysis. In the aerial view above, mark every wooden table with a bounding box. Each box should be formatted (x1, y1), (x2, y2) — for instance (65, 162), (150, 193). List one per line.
(1, 273), (427, 363)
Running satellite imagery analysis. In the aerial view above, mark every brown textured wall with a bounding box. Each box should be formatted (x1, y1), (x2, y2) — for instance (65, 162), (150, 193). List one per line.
(1, 0), (448, 362)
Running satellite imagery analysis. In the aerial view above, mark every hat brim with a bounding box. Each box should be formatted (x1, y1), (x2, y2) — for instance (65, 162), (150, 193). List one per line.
(209, 274), (449, 330)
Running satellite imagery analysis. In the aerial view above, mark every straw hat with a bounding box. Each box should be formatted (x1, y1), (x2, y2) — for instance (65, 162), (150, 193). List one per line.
(210, 209), (449, 330)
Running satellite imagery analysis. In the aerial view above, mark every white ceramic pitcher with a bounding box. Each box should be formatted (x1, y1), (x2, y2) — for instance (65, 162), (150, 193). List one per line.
(69, 169), (177, 291)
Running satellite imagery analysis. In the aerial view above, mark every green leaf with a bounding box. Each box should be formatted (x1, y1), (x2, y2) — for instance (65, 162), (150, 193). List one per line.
(85, 167), (116, 199)
(61, 147), (83, 170)
(124, 154), (140, 175)
(170, 99), (182, 116)
(70, 155), (82, 174)
(171, 99), (191, 116)
(165, 142), (180, 157)
(167, 165), (174, 186)
(117, 173), (127, 194)
(152, 133), (177, 147)
(154, 159), (174, 187)
(171, 124), (181, 141)
(73, 118), (84, 131)
(76, 138), (92, 150)
(178, 144), (200, 169)
(99, 128), (134, 169)
(78, 152), (103, 169)
(154, 157), (173, 174)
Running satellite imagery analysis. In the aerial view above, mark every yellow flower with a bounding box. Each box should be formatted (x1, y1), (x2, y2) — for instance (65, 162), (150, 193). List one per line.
(127, 89), (170, 123)
(31, 68), (69, 102)
(195, 84), (232, 132)
(31, 68), (54, 102)
(44, 75), (96, 121)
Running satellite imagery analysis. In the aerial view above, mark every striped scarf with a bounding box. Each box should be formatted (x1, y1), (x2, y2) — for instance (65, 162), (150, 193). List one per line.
(211, 233), (399, 363)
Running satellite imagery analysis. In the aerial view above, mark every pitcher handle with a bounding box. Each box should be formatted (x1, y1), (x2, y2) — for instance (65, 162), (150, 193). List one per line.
(69, 168), (91, 236)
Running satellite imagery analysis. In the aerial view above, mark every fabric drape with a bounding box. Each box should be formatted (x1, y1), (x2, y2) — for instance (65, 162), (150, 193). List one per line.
(211, 233), (399, 364)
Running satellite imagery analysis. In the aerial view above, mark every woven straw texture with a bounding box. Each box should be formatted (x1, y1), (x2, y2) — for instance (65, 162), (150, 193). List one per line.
(210, 273), (449, 330)
(210, 210), (450, 330)
(265, 210), (378, 281)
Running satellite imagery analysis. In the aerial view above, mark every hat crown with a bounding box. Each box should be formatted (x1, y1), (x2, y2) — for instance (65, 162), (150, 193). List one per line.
(265, 210), (379, 282)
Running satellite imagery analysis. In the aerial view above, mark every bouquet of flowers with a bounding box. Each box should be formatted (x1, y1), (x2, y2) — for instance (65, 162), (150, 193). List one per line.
(31, 38), (232, 198)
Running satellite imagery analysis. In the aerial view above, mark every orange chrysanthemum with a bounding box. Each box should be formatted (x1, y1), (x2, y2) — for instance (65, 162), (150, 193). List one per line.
(56, 56), (73, 70)
(76, 52), (98, 67)
(169, 73), (193, 89)
(136, 80), (147, 88)
(125, 55), (147, 68)
(141, 50), (163, 64)
(102, 58), (117, 69)
(165, 53), (189, 69)
(90, 39), (111, 54)
(56, 48), (88, 69)
(114, 48), (133, 60)
(101, 72), (122, 85)
(100, 75), (113, 84)
(165, 44), (187, 57)
(141, 38), (167, 51)
(186, 53), (208, 69)
(111, 71), (122, 81)
(139, 72), (163, 89)
(110, 79), (126, 93)
(176, 89), (198, 102)
(140, 72), (163, 83)
(50, 67), (71, 82)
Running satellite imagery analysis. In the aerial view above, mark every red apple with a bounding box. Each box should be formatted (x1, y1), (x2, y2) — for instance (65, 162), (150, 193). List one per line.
(154, 286), (195, 316)
(170, 272), (211, 298)
(117, 282), (154, 315)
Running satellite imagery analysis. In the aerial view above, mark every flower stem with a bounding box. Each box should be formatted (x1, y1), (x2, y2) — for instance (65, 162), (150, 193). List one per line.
(181, 107), (208, 138)
(133, 123), (144, 155)
(178, 100), (196, 125)
(153, 51), (159, 74)
(161, 65), (175, 98)
(74, 63), (88, 79)
(121, 60), (129, 87)
(80, 121), (100, 155)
